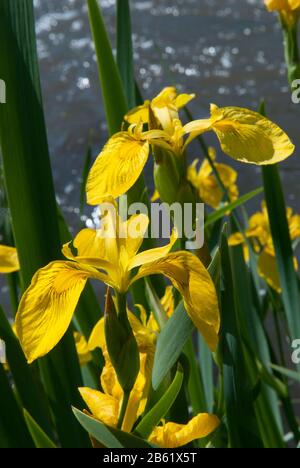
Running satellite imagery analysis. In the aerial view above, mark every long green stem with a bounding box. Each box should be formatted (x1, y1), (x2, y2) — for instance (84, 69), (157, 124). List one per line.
(6, 273), (19, 315)
(281, 19), (300, 85)
(116, 292), (127, 320)
(117, 391), (131, 430)
(114, 292), (132, 430)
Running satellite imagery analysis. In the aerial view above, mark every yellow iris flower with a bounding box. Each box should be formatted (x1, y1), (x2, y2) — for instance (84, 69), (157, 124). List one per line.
(16, 206), (220, 363)
(125, 86), (195, 135)
(80, 310), (220, 447)
(88, 304), (157, 390)
(88, 285), (175, 380)
(187, 147), (239, 209)
(148, 415), (220, 448)
(183, 104), (294, 165)
(264, 0), (300, 26)
(87, 95), (294, 205)
(81, 376), (220, 448)
(0, 245), (20, 273)
(80, 350), (149, 433)
(229, 203), (300, 292)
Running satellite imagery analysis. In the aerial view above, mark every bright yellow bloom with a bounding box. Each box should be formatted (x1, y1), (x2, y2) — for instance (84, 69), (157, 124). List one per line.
(88, 287), (175, 384)
(80, 350), (148, 432)
(74, 332), (92, 366)
(88, 87), (193, 205)
(228, 203), (300, 292)
(264, 0), (300, 27)
(81, 317), (219, 447)
(16, 206), (220, 363)
(0, 245), (20, 273)
(88, 306), (157, 385)
(86, 120), (185, 205)
(149, 414), (220, 448)
(125, 86), (195, 134)
(184, 104), (294, 165)
(89, 286), (173, 360)
(87, 100), (294, 205)
(187, 147), (239, 209)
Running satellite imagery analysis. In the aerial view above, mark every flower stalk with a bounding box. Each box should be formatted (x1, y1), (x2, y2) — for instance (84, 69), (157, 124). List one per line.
(282, 20), (300, 84)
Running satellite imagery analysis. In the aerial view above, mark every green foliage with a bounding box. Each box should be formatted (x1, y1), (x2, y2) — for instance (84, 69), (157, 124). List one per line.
(0, 0), (299, 450)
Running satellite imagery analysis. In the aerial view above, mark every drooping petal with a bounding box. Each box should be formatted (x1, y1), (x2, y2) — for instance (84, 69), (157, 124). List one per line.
(79, 387), (119, 428)
(86, 133), (149, 204)
(16, 261), (102, 363)
(149, 413), (220, 448)
(88, 318), (105, 351)
(0, 245), (20, 273)
(210, 105), (295, 165)
(132, 252), (220, 351)
(128, 229), (178, 270)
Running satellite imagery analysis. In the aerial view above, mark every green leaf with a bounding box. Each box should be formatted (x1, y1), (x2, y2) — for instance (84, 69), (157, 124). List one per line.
(262, 164), (300, 369)
(0, 0), (89, 447)
(198, 334), (214, 413)
(79, 144), (92, 216)
(73, 408), (122, 448)
(145, 278), (168, 329)
(271, 364), (300, 383)
(220, 231), (264, 448)
(105, 291), (139, 394)
(259, 104), (300, 371)
(152, 302), (193, 391)
(134, 364), (184, 439)
(152, 250), (220, 390)
(73, 408), (156, 448)
(87, 0), (128, 135)
(229, 241), (285, 448)
(116, 0), (135, 108)
(0, 306), (53, 437)
(205, 187), (263, 229)
(23, 410), (57, 448)
(0, 363), (33, 448)
(182, 342), (206, 416)
(87, 0), (159, 309)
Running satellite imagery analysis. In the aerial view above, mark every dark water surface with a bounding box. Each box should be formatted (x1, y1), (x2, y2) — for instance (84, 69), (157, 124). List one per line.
(34, 0), (300, 227)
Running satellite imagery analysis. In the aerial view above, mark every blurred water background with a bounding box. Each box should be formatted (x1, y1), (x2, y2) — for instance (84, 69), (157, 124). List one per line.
(34, 0), (299, 227)
(1, 0), (300, 307)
